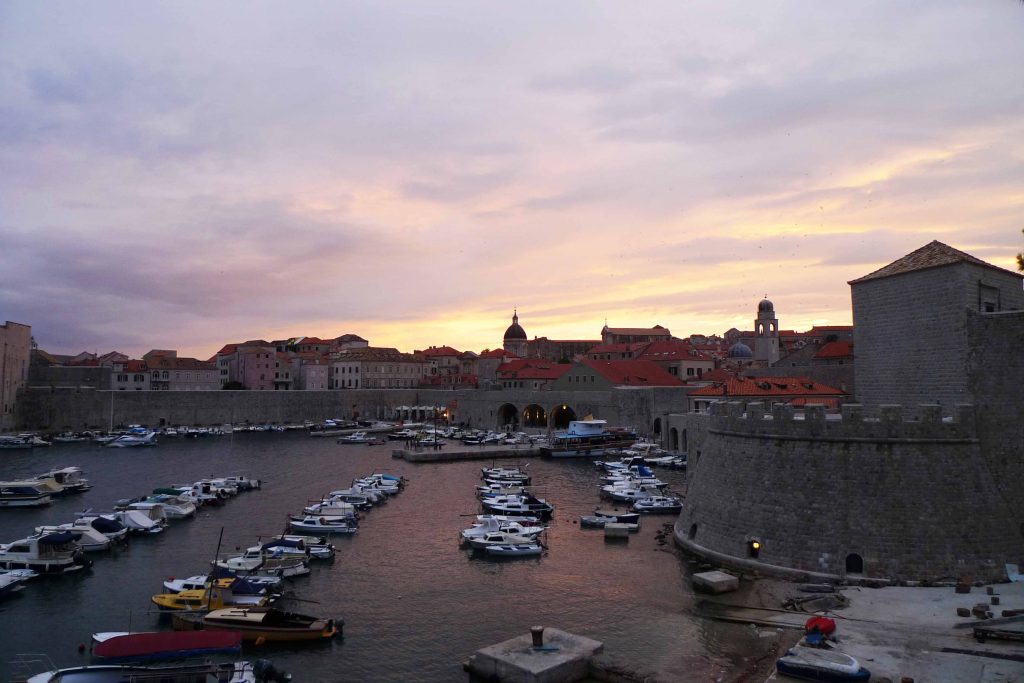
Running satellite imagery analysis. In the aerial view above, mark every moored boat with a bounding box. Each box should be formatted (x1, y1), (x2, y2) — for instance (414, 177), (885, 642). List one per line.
(90, 630), (242, 662)
(775, 646), (871, 682)
(632, 496), (682, 514)
(0, 532), (93, 574)
(484, 543), (544, 557)
(0, 480), (53, 508)
(173, 606), (341, 642)
(12, 658), (280, 683)
(540, 420), (637, 458)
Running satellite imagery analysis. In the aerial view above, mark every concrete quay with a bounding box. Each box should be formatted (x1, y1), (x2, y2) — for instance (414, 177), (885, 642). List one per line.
(394, 446), (541, 463)
(465, 627), (603, 683)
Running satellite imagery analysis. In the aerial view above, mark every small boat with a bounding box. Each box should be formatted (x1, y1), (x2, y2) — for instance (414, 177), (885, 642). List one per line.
(476, 514), (541, 525)
(151, 584), (268, 612)
(466, 531), (539, 549)
(775, 646), (871, 681)
(484, 543), (544, 557)
(480, 467), (531, 484)
(72, 513), (129, 542)
(14, 659), (279, 683)
(90, 630), (242, 662)
(36, 466), (91, 495)
(262, 536), (335, 560)
(214, 551), (311, 578)
(0, 569), (36, 599)
(163, 575), (273, 598)
(579, 515), (608, 528)
(461, 518), (545, 543)
(337, 431), (374, 444)
(480, 493), (554, 520)
(0, 481), (53, 508)
(104, 427), (158, 448)
(602, 483), (663, 503)
(0, 532), (93, 574)
(632, 496), (682, 514)
(540, 420), (638, 458)
(174, 606), (341, 642)
(288, 516), (358, 535)
(0, 435), (34, 449)
(34, 524), (111, 552)
(593, 509), (641, 524)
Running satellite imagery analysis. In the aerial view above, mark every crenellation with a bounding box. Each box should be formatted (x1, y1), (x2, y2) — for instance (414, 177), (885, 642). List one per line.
(705, 401), (977, 442)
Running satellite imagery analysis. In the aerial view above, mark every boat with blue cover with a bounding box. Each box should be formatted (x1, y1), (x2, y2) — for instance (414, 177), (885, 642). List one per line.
(540, 420), (637, 458)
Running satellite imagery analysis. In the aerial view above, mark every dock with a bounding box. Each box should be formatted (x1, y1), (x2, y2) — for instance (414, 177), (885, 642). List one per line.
(394, 447), (541, 463)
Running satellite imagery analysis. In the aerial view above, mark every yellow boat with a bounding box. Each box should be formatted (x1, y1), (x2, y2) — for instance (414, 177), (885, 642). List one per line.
(173, 606), (340, 642)
(151, 584), (267, 612)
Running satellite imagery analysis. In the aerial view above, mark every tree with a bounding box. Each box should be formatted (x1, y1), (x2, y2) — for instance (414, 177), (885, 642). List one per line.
(1018, 229), (1023, 271)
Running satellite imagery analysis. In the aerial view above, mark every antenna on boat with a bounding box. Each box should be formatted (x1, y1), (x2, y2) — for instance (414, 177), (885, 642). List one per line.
(206, 527), (224, 612)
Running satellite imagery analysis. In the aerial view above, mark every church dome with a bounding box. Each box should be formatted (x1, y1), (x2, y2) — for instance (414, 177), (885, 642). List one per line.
(504, 311), (527, 341)
(758, 298), (775, 314)
(728, 342), (753, 359)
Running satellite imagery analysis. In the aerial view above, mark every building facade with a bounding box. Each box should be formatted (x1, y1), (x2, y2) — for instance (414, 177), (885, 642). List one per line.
(0, 321), (32, 430)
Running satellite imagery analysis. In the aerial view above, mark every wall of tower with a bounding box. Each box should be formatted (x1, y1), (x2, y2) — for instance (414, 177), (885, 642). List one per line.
(671, 401), (1021, 583)
(853, 262), (1024, 414)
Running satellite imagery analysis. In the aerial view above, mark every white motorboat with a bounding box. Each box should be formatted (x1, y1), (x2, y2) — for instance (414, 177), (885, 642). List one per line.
(484, 543), (544, 557)
(105, 427), (158, 448)
(142, 494), (197, 519)
(0, 532), (93, 574)
(35, 467), (91, 495)
(476, 514), (541, 525)
(0, 568), (38, 598)
(121, 501), (170, 527)
(632, 496), (682, 514)
(461, 519), (545, 544)
(476, 483), (528, 497)
(222, 475), (261, 491)
(264, 535), (335, 560)
(0, 435), (34, 449)
(480, 467), (531, 484)
(601, 483), (662, 502)
(14, 659), (268, 683)
(72, 514), (129, 542)
(34, 523), (111, 552)
(466, 530), (536, 550)
(214, 551), (310, 578)
(303, 501), (358, 520)
(79, 509), (164, 535)
(480, 493), (554, 519)
(0, 481), (53, 508)
(337, 431), (377, 444)
(259, 538), (333, 561)
(288, 515), (358, 535)
(325, 491), (374, 509)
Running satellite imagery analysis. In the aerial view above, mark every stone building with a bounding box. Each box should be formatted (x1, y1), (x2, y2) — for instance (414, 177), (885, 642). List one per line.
(332, 347), (425, 389)
(502, 311), (528, 358)
(751, 298), (780, 365)
(670, 241), (1024, 583)
(0, 320), (31, 431)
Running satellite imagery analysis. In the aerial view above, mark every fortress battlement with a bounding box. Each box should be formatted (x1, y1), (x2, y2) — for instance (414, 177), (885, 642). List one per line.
(707, 401), (977, 443)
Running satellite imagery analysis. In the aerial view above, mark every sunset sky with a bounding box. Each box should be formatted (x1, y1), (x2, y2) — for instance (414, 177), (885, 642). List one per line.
(3, 2), (1023, 359)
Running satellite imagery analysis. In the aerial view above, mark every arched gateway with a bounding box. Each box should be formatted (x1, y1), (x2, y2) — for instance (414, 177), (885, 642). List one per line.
(550, 404), (577, 429)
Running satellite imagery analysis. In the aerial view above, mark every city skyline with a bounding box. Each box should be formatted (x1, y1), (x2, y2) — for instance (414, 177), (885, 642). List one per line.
(3, 2), (1022, 359)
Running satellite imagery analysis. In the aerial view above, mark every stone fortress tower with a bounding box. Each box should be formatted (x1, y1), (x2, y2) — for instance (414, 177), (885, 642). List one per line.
(502, 310), (528, 358)
(671, 241), (1024, 583)
(752, 298), (780, 365)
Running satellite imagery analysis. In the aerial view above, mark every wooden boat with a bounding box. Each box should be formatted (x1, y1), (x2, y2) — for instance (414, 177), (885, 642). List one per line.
(173, 606), (341, 642)
(90, 630), (242, 662)
(775, 646), (870, 681)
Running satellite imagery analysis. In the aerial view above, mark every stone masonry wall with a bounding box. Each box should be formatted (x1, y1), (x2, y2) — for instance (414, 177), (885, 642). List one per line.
(16, 386), (690, 436)
(672, 401), (1021, 583)
(967, 309), (1024, 522)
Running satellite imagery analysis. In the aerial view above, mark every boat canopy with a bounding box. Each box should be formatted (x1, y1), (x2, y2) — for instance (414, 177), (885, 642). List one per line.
(262, 538), (304, 551)
(39, 531), (80, 545)
(89, 517), (124, 533)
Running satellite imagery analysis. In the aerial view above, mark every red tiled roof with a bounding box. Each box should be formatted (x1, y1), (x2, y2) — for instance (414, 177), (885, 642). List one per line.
(689, 368), (736, 384)
(849, 240), (1023, 284)
(479, 349), (511, 359)
(125, 360), (146, 372)
(638, 340), (714, 362)
(420, 345), (461, 357)
(689, 376), (845, 397)
(814, 341), (853, 359)
(580, 359), (685, 387)
(498, 360), (573, 381)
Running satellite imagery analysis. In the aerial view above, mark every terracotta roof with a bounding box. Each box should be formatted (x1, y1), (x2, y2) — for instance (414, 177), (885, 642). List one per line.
(497, 360), (573, 381)
(814, 341), (853, 359)
(689, 376), (845, 397)
(335, 334), (367, 342)
(124, 360), (146, 372)
(580, 359), (685, 387)
(638, 340), (714, 362)
(689, 368), (736, 384)
(479, 349), (511, 359)
(419, 345), (461, 357)
(849, 240), (1023, 284)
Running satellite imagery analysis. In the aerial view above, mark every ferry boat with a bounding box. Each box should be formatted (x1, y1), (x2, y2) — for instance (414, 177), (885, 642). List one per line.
(540, 420), (637, 458)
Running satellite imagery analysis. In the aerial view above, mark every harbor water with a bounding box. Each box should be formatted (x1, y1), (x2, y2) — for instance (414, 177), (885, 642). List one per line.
(0, 432), (757, 681)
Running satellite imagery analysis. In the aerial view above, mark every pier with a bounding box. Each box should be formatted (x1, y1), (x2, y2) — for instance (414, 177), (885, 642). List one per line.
(394, 446), (541, 463)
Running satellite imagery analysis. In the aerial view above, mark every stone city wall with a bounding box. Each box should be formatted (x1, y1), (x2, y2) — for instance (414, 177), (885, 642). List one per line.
(15, 386), (690, 436)
(671, 401), (1021, 583)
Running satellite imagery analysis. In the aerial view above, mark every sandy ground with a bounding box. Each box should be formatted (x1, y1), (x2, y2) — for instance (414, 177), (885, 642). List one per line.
(702, 576), (1024, 682)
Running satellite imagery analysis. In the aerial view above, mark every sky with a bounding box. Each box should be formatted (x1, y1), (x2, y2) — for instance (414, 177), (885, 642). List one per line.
(2, 1), (1023, 360)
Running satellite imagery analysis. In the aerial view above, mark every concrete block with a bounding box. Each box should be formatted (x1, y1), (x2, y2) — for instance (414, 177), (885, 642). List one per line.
(467, 628), (603, 683)
(692, 570), (739, 594)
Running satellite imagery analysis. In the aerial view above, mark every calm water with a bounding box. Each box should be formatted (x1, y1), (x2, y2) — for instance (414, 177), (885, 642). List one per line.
(0, 432), (753, 681)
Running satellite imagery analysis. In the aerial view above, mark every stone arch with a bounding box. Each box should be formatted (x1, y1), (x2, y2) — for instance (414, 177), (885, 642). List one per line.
(669, 427), (679, 451)
(845, 553), (864, 574)
(652, 417), (662, 437)
(522, 404), (547, 428)
(550, 404), (577, 429)
(498, 403), (519, 430)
